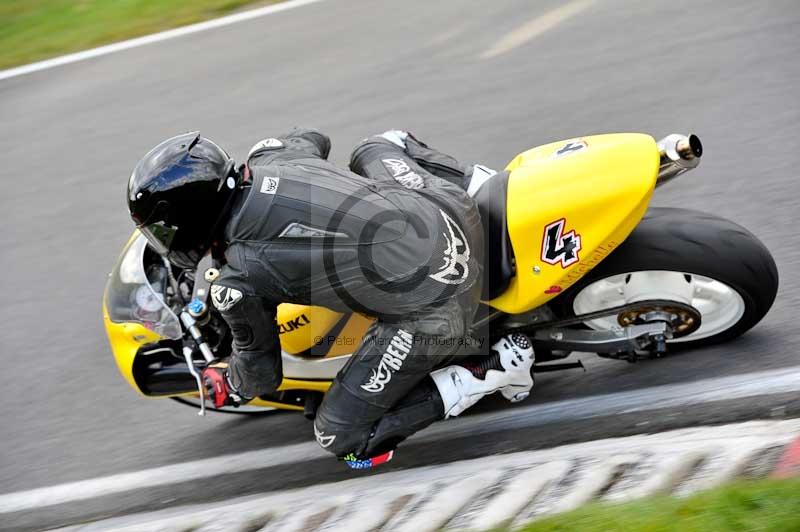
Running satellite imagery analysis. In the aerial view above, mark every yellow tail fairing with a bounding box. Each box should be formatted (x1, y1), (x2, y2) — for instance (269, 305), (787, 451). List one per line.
(488, 133), (660, 314)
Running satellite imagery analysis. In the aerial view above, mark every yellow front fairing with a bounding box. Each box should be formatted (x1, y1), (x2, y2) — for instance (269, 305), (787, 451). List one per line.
(276, 303), (343, 355)
(104, 298), (339, 400)
(487, 133), (660, 314)
(276, 304), (373, 357)
(103, 299), (161, 396)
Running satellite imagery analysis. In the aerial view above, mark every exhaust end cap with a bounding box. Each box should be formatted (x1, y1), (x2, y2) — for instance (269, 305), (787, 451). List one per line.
(688, 134), (702, 158)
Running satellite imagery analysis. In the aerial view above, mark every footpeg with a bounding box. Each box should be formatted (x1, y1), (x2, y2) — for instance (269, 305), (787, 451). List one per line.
(532, 360), (585, 373)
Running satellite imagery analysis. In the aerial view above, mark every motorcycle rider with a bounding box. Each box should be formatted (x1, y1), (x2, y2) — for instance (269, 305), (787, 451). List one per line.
(127, 128), (535, 468)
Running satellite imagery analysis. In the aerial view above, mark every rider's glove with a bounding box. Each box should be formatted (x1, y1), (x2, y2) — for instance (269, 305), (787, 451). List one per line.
(201, 361), (248, 408)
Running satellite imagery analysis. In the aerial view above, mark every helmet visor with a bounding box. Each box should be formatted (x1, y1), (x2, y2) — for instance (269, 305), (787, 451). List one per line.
(139, 222), (177, 256)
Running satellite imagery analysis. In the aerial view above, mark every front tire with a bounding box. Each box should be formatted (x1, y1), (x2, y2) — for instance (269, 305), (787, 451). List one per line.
(551, 208), (779, 348)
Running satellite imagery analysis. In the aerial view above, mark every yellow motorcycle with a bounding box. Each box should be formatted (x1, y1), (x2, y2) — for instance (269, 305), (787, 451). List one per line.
(103, 133), (778, 415)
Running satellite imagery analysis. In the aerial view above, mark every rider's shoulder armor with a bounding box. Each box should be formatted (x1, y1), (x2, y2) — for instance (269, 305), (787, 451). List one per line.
(229, 160), (410, 246)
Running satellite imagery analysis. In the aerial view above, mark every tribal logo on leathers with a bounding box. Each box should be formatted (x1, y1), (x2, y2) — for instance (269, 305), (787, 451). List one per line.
(314, 423), (336, 448)
(210, 285), (243, 311)
(430, 209), (471, 285)
(361, 329), (414, 393)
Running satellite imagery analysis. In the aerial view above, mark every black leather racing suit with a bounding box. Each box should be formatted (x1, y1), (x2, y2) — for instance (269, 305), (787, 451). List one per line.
(210, 128), (484, 459)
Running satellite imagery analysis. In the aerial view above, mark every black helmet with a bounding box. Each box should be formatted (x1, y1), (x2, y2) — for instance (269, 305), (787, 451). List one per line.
(128, 132), (238, 269)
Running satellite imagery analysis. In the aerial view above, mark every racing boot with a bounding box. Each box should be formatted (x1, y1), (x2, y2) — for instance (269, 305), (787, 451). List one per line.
(430, 333), (534, 418)
(201, 361), (249, 408)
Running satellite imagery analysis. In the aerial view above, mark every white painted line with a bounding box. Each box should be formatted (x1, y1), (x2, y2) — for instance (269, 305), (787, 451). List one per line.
(304, 494), (384, 532)
(466, 461), (572, 531)
(0, 0), (325, 82)
(480, 0), (595, 60)
(419, 365), (800, 440)
(388, 471), (500, 532)
(602, 450), (705, 502)
(554, 454), (639, 513)
(0, 440), (326, 515)
(268, 496), (350, 532)
(673, 444), (762, 497)
(4, 367), (800, 516)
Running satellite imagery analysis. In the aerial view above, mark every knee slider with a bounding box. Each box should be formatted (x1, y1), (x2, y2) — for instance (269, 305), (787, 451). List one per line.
(312, 408), (371, 457)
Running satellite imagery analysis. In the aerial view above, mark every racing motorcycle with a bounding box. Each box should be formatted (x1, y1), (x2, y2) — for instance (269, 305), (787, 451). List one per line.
(103, 133), (779, 415)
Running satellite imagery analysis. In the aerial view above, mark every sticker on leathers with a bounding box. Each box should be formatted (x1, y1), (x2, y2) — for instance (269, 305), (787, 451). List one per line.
(260, 177), (280, 195)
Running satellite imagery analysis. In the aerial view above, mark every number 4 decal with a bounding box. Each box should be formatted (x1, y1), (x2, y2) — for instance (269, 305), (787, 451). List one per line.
(552, 139), (588, 158)
(541, 219), (581, 268)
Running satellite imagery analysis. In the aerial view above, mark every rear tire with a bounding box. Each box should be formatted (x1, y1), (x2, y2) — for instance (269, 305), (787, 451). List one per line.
(551, 208), (779, 348)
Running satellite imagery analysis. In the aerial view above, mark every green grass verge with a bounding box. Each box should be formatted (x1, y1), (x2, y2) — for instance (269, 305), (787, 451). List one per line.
(513, 477), (800, 532)
(0, 0), (274, 70)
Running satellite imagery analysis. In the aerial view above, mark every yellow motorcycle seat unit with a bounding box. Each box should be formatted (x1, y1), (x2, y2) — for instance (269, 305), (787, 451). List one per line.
(487, 133), (660, 314)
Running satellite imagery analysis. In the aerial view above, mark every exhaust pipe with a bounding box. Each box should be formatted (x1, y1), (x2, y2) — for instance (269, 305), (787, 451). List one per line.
(656, 134), (702, 187)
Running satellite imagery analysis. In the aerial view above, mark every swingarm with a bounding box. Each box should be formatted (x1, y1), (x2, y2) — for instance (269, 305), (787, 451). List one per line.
(504, 300), (702, 368)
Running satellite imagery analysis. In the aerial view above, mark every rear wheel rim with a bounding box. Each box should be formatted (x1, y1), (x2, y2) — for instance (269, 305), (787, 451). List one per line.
(572, 270), (746, 342)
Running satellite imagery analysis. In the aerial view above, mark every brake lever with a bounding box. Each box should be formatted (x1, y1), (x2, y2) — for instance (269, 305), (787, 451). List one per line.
(182, 346), (206, 416)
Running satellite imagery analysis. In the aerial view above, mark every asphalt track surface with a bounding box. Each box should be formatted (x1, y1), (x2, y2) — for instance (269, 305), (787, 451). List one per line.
(1, 0), (799, 523)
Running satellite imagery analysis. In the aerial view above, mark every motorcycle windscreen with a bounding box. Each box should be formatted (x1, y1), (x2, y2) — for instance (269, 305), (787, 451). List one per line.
(104, 232), (182, 340)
